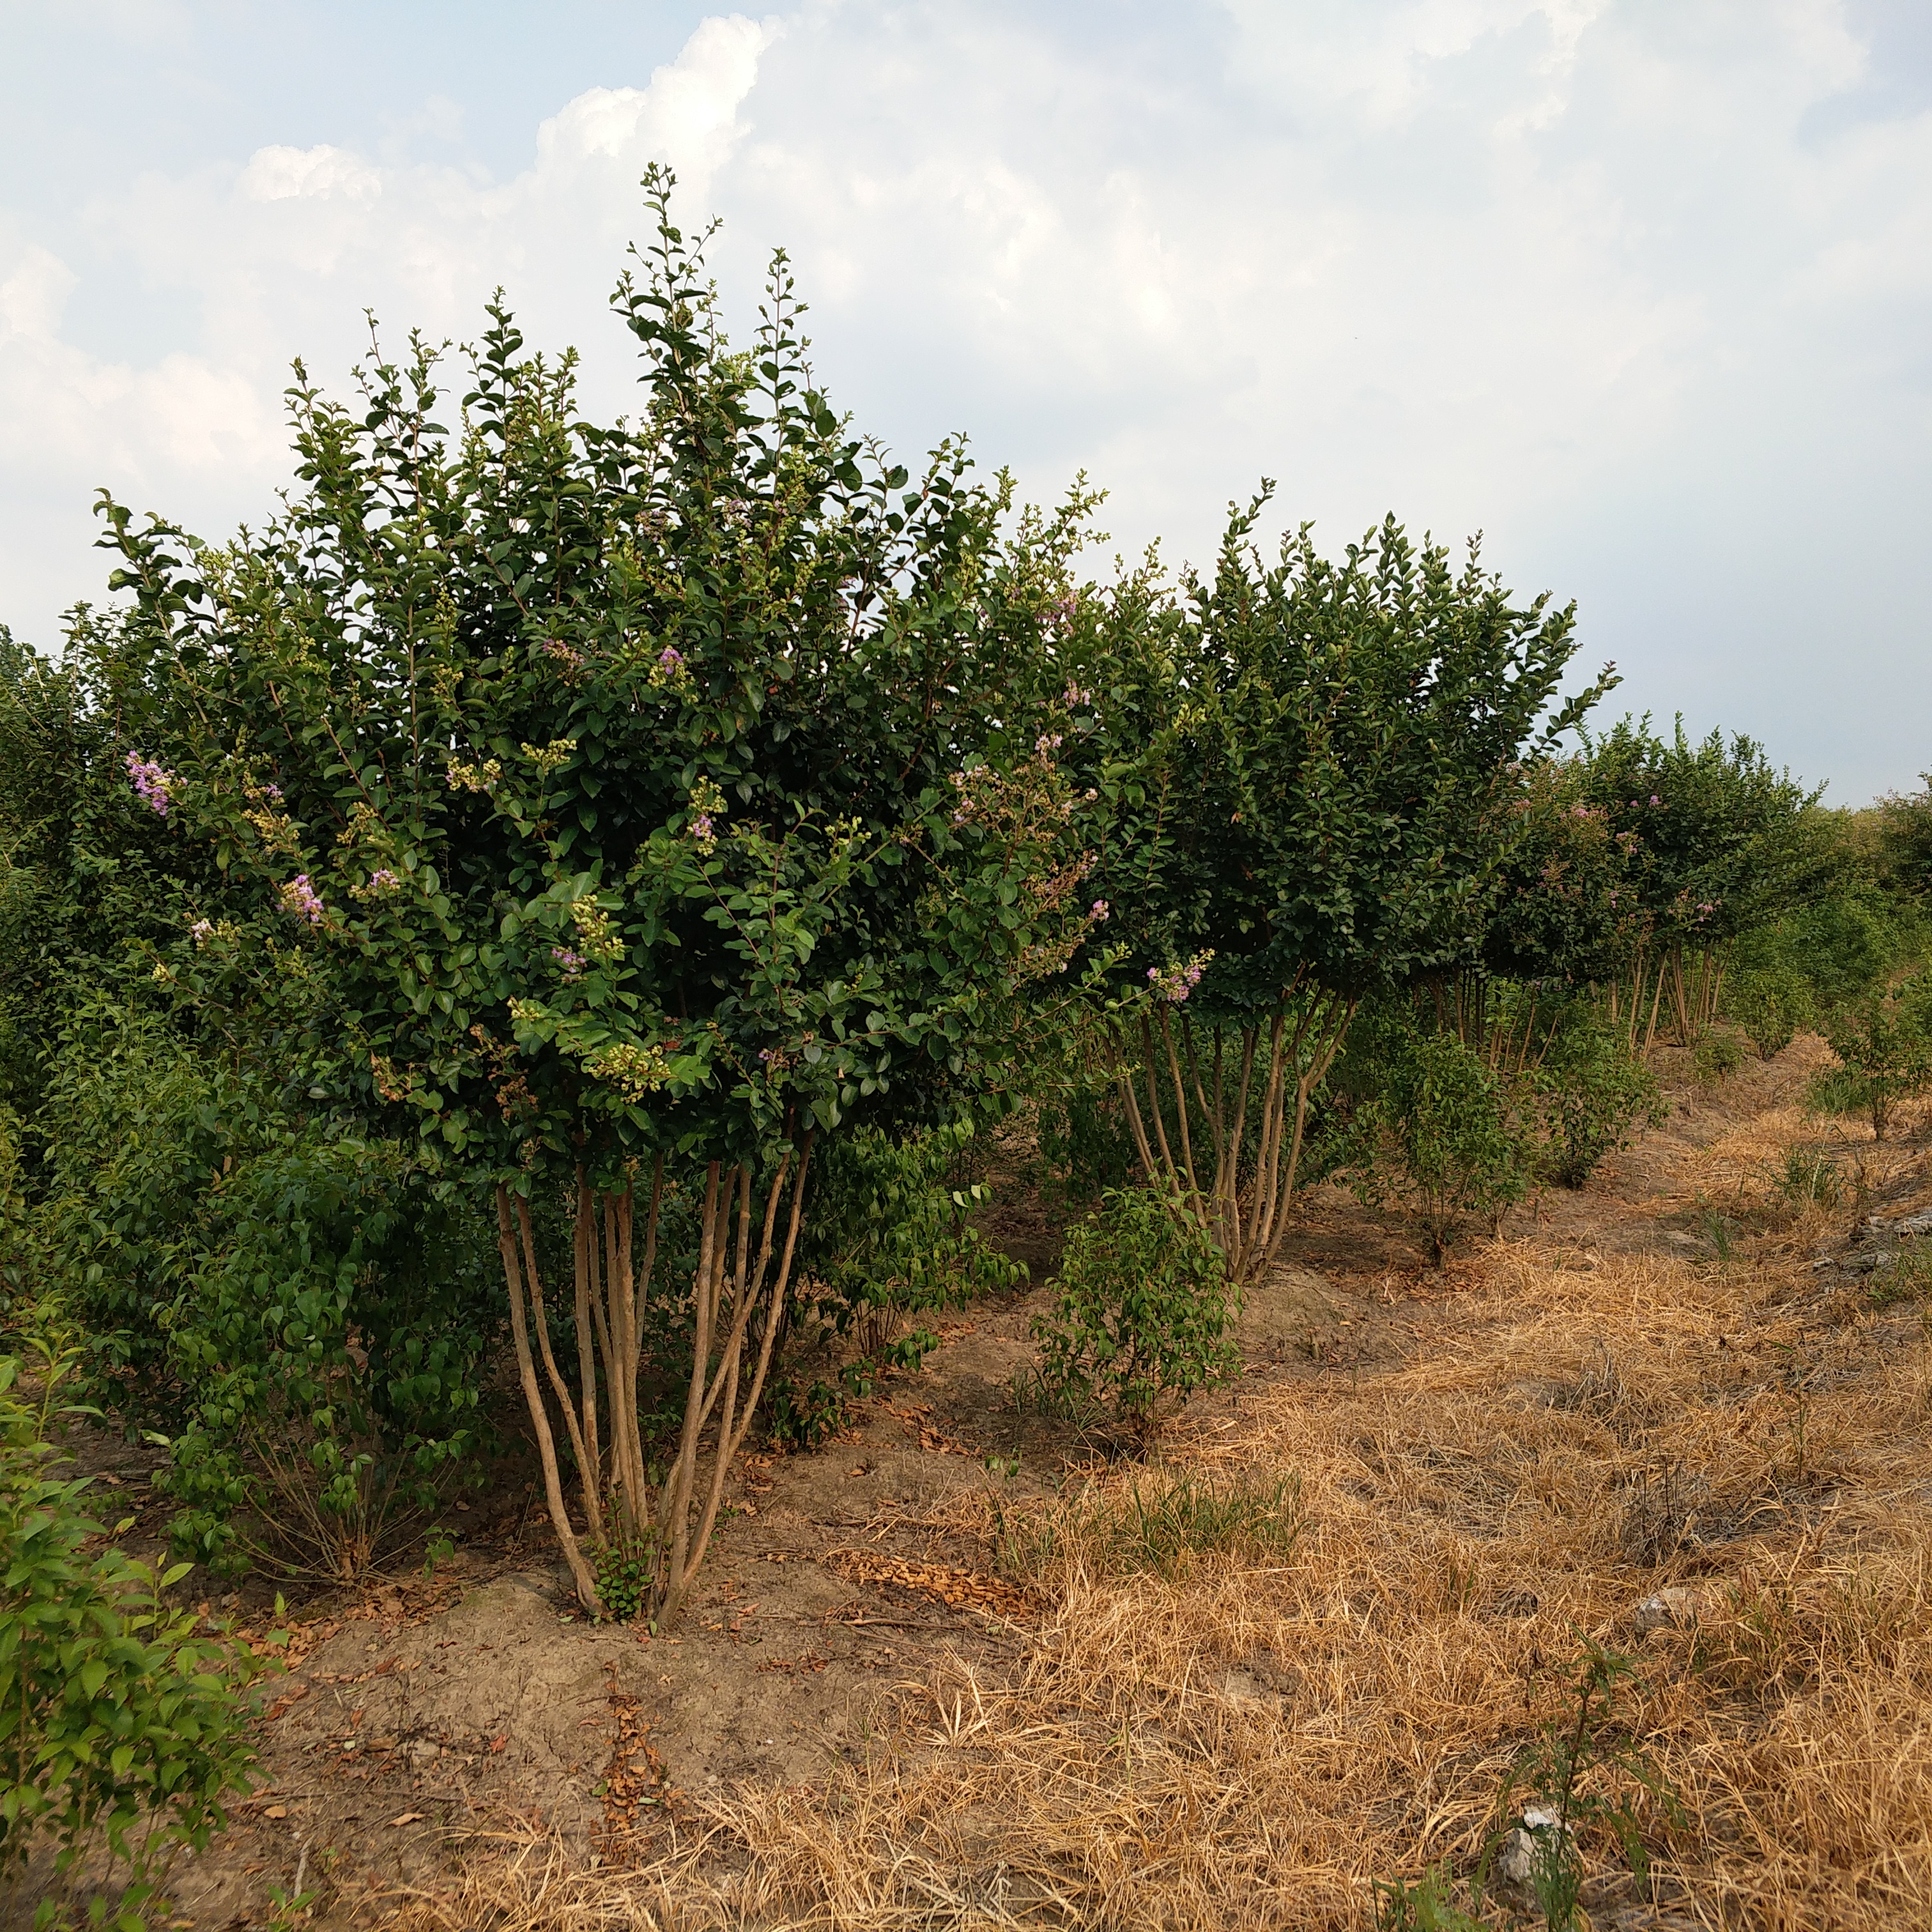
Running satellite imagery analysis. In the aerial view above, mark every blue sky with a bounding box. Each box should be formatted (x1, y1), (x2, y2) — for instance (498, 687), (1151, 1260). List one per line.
(3, 1), (1928, 801)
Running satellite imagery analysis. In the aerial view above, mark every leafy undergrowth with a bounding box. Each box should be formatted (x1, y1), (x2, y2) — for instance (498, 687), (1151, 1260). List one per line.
(378, 1086), (1932, 1928)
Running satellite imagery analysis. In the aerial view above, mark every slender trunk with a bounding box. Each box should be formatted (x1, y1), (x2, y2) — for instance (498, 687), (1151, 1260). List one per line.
(496, 1186), (598, 1610)
(1643, 953), (1666, 1052)
(572, 1170), (602, 1518)
(516, 1195), (606, 1549)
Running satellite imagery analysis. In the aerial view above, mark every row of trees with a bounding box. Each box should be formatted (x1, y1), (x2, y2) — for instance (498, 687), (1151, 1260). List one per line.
(2, 178), (1918, 1648)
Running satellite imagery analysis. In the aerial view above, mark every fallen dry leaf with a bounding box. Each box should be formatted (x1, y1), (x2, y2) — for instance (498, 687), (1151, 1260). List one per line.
(388, 1811), (425, 1827)
(825, 1549), (1031, 1618)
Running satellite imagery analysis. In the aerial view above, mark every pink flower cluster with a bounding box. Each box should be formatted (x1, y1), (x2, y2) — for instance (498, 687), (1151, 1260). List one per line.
(552, 946), (587, 982)
(279, 875), (325, 926)
(126, 751), (175, 816)
(1062, 680), (1093, 708)
(1147, 955), (1209, 1003)
(1090, 899), (1110, 922)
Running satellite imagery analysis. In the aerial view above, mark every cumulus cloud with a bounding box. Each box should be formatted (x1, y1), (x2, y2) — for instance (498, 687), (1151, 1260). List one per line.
(1, 2), (1926, 796)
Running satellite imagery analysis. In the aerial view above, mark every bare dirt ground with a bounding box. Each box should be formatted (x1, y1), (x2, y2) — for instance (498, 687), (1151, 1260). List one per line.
(56, 1032), (1932, 1929)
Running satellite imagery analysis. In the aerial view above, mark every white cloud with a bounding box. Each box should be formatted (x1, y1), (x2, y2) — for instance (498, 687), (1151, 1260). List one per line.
(240, 145), (384, 203)
(1, 1), (1927, 797)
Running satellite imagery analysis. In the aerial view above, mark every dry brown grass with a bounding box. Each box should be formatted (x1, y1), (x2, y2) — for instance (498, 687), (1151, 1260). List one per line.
(386, 1234), (1932, 1930)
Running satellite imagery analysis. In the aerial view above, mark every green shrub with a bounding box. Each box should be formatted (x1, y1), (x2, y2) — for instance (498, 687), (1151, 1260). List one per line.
(1728, 964), (1815, 1059)
(40, 1018), (492, 1581)
(0, 1103), (31, 1324)
(1358, 1027), (1533, 1260)
(158, 1136), (493, 1581)
(1692, 1026), (1747, 1084)
(1538, 1019), (1664, 1188)
(1032, 1186), (1236, 1443)
(0, 1335), (261, 1930)
(592, 1538), (657, 1623)
(795, 1123), (1023, 1361)
(1036, 1083), (1138, 1207)
(1820, 980), (1932, 1140)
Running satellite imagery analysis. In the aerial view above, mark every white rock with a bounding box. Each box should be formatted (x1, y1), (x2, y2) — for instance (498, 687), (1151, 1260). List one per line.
(1495, 1810), (1570, 1889)
(1633, 1586), (1707, 1633)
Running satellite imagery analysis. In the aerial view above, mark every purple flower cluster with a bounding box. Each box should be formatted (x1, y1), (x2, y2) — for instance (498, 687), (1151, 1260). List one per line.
(369, 868), (399, 892)
(189, 917), (214, 947)
(1034, 732), (1063, 757)
(126, 751), (175, 816)
(551, 946), (587, 982)
(1062, 680), (1093, 709)
(1089, 899), (1110, 922)
(691, 813), (715, 844)
(280, 875), (325, 926)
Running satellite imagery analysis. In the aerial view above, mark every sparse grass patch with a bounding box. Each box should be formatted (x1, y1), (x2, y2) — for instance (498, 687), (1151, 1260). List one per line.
(1000, 1466), (1305, 1585)
(1870, 1247), (1932, 1308)
(1773, 1141), (1843, 1209)
(381, 1234), (1932, 1932)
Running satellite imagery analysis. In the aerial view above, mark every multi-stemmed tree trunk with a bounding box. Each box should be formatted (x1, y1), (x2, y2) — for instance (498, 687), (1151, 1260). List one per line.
(1105, 979), (1354, 1289)
(494, 1139), (811, 1623)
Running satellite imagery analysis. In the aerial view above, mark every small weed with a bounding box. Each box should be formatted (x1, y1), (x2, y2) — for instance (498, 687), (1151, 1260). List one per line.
(592, 1537), (657, 1623)
(1618, 1462), (1711, 1565)
(1771, 1144), (1841, 1209)
(1374, 1863), (1492, 1930)
(1006, 1361), (1108, 1434)
(420, 1528), (457, 1580)
(1694, 1203), (1735, 1262)
(1376, 1641), (1678, 1931)
(1869, 1248), (1932, 1308)
(1487, 1640), (1683, 1931)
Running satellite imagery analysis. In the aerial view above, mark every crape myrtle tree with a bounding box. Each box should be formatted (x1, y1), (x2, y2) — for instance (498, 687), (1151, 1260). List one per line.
(1053, 492), (1607, 1286)
(99, 176), (1099, 1623)
(1573, 718), (1818, 1045)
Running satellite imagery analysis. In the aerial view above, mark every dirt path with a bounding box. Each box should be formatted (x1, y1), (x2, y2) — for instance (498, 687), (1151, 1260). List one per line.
(128, 1034), (1932, 1928)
